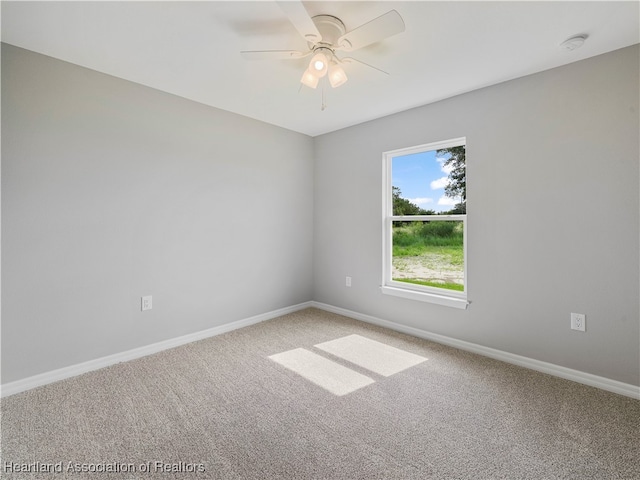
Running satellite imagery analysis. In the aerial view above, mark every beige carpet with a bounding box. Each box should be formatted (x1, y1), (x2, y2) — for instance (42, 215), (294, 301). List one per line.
(2, 308), (639, 479)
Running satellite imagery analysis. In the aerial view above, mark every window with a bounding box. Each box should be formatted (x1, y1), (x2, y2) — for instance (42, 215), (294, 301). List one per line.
(381, 138), (468, 309)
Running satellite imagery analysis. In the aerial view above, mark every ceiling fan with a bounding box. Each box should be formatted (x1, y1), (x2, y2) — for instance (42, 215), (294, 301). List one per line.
(241, 1), (405, 95)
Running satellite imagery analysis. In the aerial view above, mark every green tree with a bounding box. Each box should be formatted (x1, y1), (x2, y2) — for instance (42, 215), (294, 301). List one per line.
(437, 146), (466, 214)
(392, 186), (435, 215)
(441, 202), (466, 215)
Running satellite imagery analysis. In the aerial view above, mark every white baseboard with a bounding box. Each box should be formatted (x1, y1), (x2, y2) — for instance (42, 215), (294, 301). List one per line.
(310, 301), (640, 400)
(0, 301), (313, 398)
(3, 300), (638, 400)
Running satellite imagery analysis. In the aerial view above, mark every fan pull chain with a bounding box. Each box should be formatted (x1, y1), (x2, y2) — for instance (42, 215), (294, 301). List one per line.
(321, 79), (327, 111)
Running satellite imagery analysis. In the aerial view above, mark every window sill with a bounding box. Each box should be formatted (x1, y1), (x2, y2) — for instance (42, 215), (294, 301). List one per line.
(380, 285), (469, 310)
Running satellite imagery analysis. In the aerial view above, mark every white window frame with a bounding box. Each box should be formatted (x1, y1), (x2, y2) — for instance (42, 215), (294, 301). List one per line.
(381, 137), (469, 310)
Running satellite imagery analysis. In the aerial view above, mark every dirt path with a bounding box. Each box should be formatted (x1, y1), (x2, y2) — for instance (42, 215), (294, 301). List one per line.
(392, 254), (464, 285)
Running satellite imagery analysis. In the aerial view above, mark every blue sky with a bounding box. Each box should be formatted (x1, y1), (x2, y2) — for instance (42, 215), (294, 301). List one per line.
(391, 150), (461, 213)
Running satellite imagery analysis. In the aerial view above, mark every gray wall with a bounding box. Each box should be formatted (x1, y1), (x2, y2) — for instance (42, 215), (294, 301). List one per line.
(313, 45), (639, 386)
(3, 43), (639, 388)
(2, 44), (314, 383)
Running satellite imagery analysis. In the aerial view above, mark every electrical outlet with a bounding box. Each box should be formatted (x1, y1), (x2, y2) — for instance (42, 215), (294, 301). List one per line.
(571, 312), (585, 332)
(141, 295), (152, 311)
(345, 276), (352, 287)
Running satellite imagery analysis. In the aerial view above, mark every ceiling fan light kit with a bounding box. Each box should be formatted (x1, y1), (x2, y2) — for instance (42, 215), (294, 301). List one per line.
(241, 1), (405, 107)
(301, 47), (347, 89)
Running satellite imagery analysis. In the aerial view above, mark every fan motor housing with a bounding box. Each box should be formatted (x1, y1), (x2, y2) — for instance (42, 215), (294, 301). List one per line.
(311, 15), (346, 48)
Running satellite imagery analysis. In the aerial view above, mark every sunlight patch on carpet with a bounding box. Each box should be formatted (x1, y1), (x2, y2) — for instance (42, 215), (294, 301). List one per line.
(315, 334), (427, 377)
(269, 348), (375, 396)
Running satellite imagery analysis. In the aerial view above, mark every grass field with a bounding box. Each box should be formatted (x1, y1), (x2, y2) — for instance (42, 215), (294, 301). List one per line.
(392, 221), (464, 291)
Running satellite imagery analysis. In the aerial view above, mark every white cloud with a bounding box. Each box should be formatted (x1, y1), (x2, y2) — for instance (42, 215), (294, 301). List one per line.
(437, 157), (454, 174)
(437, 195), (460, 206)
(430, 176), (449, 190)
(408, 197), (433, 205)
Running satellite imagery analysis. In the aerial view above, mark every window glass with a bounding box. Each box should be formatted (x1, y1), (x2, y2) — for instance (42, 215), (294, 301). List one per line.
(383, 138), (467, 303)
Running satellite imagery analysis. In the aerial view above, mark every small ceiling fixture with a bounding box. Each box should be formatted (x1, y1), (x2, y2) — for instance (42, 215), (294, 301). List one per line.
(560, 34), (588, 51)
(241, 1), (405, 109)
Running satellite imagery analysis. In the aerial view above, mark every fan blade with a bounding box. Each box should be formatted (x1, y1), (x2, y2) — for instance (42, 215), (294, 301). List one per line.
(341, 57), (389, 75)
(241, 50), (309, 60)
(276, 1), (322, 44)
(337, 10), (405, 52)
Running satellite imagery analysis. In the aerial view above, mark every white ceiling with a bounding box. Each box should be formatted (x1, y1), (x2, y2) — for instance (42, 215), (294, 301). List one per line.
(2, 1), (638, 137)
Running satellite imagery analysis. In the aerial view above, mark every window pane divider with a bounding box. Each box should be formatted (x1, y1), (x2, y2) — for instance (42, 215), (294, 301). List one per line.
(390, 215), (466, 222)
